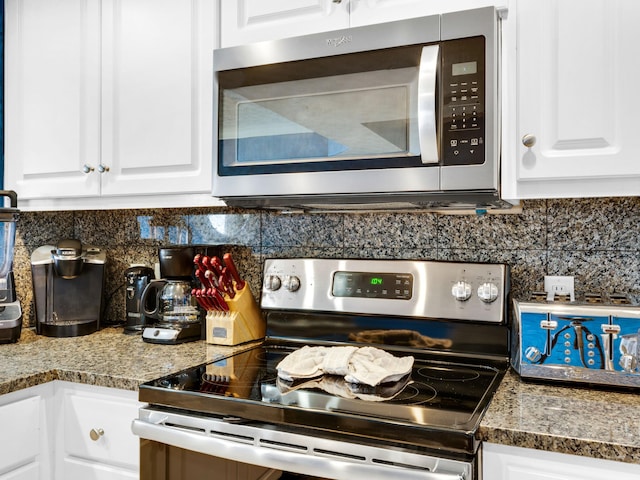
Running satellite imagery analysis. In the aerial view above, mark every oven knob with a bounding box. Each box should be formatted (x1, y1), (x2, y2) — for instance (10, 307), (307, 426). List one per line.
(477, 282), (499, 303)
(451, 281), (472, 301)
(264, 275), (282, 291)
(283, 275), (301, 292)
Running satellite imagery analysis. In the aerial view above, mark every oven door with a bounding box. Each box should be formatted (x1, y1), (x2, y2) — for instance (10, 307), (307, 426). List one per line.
(212, 8), (499, 206)
(133, 407), (473, 480)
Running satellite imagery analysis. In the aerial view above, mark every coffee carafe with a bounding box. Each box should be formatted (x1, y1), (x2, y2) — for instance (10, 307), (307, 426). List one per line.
(0, 191), (22, 344)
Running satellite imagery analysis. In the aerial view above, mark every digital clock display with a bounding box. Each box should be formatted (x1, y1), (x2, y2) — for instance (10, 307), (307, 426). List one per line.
(332, 271), (412, 300)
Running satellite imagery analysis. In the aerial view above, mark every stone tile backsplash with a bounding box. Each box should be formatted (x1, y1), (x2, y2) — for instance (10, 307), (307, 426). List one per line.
(12, 197), (640, 328)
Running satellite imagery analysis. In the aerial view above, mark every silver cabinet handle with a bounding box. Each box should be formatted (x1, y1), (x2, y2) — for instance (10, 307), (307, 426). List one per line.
(522, 134), (537, 148)
(97, 164), (110, 173)
(89, 428), (105, 441)
(82, 164), (95, 174)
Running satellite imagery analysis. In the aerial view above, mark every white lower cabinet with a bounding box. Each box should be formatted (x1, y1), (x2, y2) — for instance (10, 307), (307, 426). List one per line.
(54, 382), (142, 480)
(483, 443), (640, 480)
(0, 383), (53, 480)
(0, 381), (142, 480)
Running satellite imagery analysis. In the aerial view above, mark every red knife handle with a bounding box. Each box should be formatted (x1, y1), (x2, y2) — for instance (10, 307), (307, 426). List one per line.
(211, 288), (230, 311)
(219, 269), (235, 299)
(211, 256), (224, 277)
(193, 254), (205, 272)
(223, 253), (246, 290)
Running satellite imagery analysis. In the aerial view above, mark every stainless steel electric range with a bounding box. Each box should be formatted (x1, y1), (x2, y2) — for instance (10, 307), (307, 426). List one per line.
(133, 258), (510, 480)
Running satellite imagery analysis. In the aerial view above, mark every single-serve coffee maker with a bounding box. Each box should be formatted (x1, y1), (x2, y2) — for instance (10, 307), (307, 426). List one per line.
(141, 246), (203, 344)
(31, 239), (106, 337)
(0, 191), (22, 344)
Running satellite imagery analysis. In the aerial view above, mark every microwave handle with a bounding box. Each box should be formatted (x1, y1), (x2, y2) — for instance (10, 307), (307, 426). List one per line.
(417, 45), (440, 164)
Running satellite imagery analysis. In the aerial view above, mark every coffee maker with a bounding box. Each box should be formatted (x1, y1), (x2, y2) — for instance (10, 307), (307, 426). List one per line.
(124, 265), (155, 334)
(141, 246), (202, 344)
(0, 191), (22, 344)
(31, 239), (106, 337)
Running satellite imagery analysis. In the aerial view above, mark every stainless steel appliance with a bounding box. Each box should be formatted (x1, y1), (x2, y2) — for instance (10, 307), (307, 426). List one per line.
(512, 293), (640, 388)
(31, 239), (106, 337)
(0, 191), (22, 344)
(213, 7), (514, 212)
(133, 258), (511, 480)
(124, 265), (155, 334)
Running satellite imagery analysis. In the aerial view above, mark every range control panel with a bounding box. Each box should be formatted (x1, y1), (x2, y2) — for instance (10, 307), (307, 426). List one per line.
(261, 258), (508, 324)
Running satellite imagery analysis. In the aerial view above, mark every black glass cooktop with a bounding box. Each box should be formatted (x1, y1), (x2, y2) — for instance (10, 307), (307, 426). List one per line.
(140, 343), (505, 455)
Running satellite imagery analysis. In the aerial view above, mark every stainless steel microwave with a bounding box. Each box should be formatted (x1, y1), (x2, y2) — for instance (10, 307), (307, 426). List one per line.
(212, 7), (513, 212)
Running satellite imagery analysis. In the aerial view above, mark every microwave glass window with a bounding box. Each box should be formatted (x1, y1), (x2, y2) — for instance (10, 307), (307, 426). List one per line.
(218, 47), (425, 169)
(220, 71), (419, 166)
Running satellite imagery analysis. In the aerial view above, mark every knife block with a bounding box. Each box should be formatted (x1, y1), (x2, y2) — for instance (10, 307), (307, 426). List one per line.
(205, 284), (265, 346)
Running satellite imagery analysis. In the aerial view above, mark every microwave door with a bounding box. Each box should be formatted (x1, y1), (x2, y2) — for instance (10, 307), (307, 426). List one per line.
(417, 45), (440, 164)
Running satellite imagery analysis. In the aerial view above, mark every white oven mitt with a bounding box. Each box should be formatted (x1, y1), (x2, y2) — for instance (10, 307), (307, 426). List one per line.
(276, 345), (414, 386)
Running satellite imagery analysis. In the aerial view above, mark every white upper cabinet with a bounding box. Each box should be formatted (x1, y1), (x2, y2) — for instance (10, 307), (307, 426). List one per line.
(5, 0), (218, 210)
(349, 0), (508, 27)
(220, 0), (509, 47)
(502, 0), (640, 199)
(4, 0), (102, 200)
(220, 0), (349, 47)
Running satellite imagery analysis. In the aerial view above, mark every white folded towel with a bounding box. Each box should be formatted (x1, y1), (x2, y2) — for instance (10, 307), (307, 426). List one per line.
(276, 345), (414, 387)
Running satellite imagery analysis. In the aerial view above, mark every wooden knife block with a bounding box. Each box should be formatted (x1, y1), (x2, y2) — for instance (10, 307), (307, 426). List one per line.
(205, 285), (265, 346)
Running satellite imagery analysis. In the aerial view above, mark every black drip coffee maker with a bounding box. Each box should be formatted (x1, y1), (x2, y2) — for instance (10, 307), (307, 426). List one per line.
(0, 191), (22, 344)
(140, 246), (203, 344)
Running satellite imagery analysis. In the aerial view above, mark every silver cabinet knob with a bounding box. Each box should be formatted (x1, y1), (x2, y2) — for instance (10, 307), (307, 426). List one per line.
(522, 134), (537, 148)
(97, 164), (110, 173)
(82, 164), (95, 174)
(89, 428), (105, 441)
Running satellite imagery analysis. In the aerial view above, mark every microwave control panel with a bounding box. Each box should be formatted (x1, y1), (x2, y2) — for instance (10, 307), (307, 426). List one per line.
(441, 36), (485, 166)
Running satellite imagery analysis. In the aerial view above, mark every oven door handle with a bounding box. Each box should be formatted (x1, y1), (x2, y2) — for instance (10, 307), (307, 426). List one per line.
(132, 419), (465, 480)
(417, 44), (440, 164)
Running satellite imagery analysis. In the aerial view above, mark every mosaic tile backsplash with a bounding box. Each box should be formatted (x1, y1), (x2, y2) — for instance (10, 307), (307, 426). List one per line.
(12, 197), (640, 328)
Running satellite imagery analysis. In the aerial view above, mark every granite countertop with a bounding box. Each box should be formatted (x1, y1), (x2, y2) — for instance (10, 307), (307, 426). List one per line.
(479, 370), (640, 464)
(0, 328), (253, 395)
(3, 330), (639, 465)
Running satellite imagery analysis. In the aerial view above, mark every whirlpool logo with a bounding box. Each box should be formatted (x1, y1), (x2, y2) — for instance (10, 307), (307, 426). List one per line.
(326, 35), (352, 47)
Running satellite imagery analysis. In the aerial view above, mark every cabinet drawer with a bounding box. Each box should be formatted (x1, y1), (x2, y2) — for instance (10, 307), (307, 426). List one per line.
(61, 457), (138, 480)
(63, 391), (140, 470)
(0, 396), (41, 473)
(0, 462), (39, 480)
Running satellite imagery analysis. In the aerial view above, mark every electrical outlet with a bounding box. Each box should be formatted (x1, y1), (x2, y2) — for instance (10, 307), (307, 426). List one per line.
(544, 275), (575, 301)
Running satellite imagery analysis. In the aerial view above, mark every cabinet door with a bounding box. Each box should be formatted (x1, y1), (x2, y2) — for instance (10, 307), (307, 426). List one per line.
(55, 382), (142, 480)
(350, 0), (507, 27)
(0, 383), (54, 480)
(0, 397), (41, 476)
(220, 0), (349, 47)
(483, 443), (640, 480)
(99, 0), (214, 197)
(4, 0), (101, 199)
(507, 0), (640, 199)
